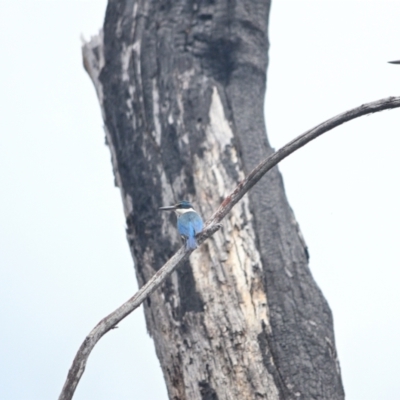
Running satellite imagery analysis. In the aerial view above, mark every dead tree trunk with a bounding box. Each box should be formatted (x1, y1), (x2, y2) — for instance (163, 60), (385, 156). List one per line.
(83, 1), (344, 399)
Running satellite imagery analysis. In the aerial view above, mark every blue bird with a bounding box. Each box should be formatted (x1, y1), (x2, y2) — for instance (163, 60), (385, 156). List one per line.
(160, 200), (204, 249)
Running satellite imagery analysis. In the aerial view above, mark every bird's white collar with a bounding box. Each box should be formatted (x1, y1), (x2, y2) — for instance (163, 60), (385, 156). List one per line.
(175, 207), (195, 215)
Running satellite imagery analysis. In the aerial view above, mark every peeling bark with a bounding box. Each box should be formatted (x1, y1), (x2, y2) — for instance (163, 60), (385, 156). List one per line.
(82, 1), (344, 399)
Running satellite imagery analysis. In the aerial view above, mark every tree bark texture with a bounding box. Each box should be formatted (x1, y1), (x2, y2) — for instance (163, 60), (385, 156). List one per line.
(83, 1), (344, 399)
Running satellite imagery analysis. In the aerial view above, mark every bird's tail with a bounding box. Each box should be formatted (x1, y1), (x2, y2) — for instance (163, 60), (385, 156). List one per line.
(186, 231), (198, 250)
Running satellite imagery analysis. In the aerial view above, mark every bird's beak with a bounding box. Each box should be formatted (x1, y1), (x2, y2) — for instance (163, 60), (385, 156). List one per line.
(159, 205), (176, 211)
(388, 60), (400, 64)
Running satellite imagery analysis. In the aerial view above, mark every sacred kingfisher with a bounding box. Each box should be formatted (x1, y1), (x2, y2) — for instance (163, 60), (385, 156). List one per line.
(160, 201), (204, 249)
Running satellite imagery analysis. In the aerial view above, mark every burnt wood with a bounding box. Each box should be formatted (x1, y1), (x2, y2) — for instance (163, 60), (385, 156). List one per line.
(84, 1), (345, 399)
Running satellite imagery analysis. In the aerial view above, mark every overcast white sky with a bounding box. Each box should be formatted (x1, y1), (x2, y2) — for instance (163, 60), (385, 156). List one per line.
(1, 1), (399, 399)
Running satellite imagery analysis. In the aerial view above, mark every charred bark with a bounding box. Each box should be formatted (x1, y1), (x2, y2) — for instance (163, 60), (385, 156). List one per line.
(83, 1), (344, 399)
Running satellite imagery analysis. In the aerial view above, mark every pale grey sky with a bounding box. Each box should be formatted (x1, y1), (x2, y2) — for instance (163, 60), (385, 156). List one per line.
(1, 1), (399, 399)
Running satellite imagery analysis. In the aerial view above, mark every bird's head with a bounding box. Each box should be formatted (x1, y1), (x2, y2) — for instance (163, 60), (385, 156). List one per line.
(160, 200), (194, 215)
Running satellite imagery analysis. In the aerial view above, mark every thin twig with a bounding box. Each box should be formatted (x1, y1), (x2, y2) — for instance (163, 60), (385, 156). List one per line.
(59, 96), (400, 400)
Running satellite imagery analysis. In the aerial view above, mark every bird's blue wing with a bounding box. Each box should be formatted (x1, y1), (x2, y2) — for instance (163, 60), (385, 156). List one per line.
(177, 214), (193, 238)
(177, 212), (203, 249)
(183, 212), (203, 234)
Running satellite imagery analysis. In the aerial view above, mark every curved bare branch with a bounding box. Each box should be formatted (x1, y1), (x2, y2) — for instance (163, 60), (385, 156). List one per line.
(59, 95), (400, 400)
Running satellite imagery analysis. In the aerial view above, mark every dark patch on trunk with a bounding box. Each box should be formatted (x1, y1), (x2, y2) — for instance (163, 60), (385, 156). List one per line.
(199, 380), (219, 400)
(196, 37), (238, 85)
(177, 260), (204, 318)
(161, 123), (184, 182)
